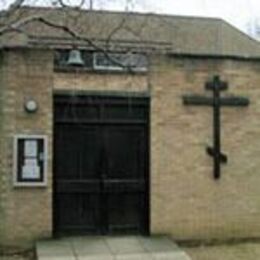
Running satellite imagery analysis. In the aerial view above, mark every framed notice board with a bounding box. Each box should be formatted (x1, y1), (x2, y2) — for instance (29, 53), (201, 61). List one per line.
(13, 135), (48, 187)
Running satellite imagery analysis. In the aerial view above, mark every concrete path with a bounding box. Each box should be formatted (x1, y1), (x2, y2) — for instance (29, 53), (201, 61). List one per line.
(36, 236), (192, 260)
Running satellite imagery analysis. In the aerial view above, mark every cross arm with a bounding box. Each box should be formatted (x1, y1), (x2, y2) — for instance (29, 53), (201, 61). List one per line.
(182, 95), (250, 106)
(206, 146), (227, 163)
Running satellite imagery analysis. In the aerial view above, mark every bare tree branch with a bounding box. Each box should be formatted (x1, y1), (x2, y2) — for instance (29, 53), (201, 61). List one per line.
(0, 0), (150, 71)
(0, 0), (25, 17)
(0, 13), (139, 70)
(56, 0), (86, 9)
(9, 0), (25, 10)
(105, 13), (128, 49)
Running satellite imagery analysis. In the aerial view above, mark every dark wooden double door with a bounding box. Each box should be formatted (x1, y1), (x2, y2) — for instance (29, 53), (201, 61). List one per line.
(54, 95), (149, 236)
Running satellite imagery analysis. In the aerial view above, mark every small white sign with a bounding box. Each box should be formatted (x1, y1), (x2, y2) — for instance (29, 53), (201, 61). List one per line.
(22, 159), (40, 179)
(25, 158), (38, 166)
(24, 140), (38, 157)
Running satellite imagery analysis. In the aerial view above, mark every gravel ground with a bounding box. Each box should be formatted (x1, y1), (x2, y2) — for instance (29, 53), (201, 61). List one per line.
(184, 242), (260, 260)
(0, 249), (35, 260)
(0, 256), (34, 260)
(0, 255), (34, 260)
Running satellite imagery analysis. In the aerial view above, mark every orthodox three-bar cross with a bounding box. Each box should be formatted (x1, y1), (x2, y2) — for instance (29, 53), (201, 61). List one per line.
(182, 75), (250, 180)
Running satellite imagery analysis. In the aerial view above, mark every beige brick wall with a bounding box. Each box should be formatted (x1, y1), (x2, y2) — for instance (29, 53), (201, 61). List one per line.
(0, 49), (54, 247)
(53, 71), (149, 92)
(0, 51), (6, 244)
(1, 48), (260, 246)
(150, 55), (260, 241)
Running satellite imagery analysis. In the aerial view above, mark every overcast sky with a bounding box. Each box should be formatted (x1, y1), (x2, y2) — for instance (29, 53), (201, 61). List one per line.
(1, 0), (260, 35)
(108, 0), (260, 34)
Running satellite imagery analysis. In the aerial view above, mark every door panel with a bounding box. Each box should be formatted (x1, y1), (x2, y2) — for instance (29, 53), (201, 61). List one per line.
(104, 126), (145, 180)
(103, 126), (146, 234)
(56, 193), (101, 234)
(107, 193), (144, 233)
(55, 124), (101, 180)
(54, 124), (102, 234)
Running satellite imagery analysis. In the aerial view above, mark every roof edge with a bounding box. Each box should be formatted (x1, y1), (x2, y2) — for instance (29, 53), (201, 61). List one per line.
(18, 5), (223, 22)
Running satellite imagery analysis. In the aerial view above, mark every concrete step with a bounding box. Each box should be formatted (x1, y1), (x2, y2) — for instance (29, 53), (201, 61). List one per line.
(36, 236), (192, 260)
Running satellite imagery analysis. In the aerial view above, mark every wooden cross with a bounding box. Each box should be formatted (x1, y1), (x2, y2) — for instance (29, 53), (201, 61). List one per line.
(182, 75), (250, 180)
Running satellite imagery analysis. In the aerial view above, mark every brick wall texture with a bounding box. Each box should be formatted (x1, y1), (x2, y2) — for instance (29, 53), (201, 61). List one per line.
(1, 49), (260, 246)
(0, 49), (53, 247)
(150, 55), (260, 241)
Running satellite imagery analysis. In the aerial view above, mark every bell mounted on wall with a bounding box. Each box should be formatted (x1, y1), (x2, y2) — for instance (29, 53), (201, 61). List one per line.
(66, 48), (84, 66)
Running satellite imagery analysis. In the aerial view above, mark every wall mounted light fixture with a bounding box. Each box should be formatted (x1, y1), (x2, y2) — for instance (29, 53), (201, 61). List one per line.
(24, 99), (38, 113)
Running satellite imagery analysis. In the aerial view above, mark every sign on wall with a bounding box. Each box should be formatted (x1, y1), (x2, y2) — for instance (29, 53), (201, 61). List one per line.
(13, 135), (47, 187)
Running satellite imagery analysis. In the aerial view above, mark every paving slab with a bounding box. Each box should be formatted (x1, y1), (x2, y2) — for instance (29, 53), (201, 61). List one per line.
(105, 237), (146, 254)
(71, 236), (111, 256)
(78, 255), (114, 260)
(138, 236), (180, 253)
(36, 236), (191, 260)
(38, 257), (75, 260)
(114, 253), (153, 260)
(152, 251), (192, 260)
(37, 240), (74, 259)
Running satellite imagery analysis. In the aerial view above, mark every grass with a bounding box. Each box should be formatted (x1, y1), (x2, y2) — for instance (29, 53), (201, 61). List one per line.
(0, 247), (35, 260)
(184, 242), (260, 260)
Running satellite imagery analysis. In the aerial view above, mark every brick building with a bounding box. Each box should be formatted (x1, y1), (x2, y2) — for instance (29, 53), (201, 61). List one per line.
(1, 7), (260, 247)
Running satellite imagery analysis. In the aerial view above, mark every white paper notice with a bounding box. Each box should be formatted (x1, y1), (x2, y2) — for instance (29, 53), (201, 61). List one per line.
(24, 140), (37, 157)
(22, 159), (40, 179)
